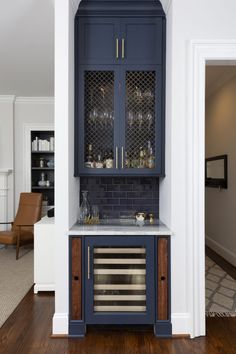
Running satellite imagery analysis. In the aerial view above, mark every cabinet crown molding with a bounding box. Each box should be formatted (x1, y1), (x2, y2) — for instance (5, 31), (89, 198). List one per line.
(76, 0), (166, 17)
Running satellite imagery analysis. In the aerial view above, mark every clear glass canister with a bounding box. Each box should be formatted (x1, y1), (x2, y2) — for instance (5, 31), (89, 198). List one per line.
(80, 190), (91, 224)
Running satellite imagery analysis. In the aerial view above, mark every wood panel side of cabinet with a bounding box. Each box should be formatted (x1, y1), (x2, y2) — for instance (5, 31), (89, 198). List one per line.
(157, 237), (168, 320)
(71, 238), (82, 320)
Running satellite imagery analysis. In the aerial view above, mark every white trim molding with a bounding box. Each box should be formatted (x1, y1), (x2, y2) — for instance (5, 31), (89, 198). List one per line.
(0, 95), (15, 103)
(0, 169), (13, 230)
(52, 313), (68, 335)
(23, 123), (54, 193)
(15, 97), (54, 104)
(172, 313), (190, 335)
(34, 284), (55, 294)
(187, 40), (236, 338)
(206, 234), (236, 268)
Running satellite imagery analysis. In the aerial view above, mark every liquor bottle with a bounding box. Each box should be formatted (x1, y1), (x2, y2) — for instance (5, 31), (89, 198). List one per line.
(147, 147), (155, 169)
(139, 147), (145, 168)
(105, 149), (114, 168)
(85, 144), (94, 168)
(96, 152), (104, 168)
(125, 151), (131, 168)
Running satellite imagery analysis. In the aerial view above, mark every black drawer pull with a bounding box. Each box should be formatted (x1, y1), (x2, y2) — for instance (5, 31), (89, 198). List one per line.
(161, 276), (166, 281)
(74, 276), (79, 281)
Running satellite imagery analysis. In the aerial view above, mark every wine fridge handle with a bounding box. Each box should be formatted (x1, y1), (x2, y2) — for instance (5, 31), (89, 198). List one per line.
(88, 246), (90, 280)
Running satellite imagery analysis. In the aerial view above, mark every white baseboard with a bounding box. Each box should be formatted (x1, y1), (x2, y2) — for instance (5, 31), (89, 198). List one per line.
(206, 234), (236, 267)
(171, 313), (190, 335)
(52, 313), (68, 335)
(34, 284), (55, 294)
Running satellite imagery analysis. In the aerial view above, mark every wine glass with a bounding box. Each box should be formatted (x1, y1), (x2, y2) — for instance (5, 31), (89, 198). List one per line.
(127, 111), (135, 127)
(145, 111), (153, 130)
(89, 108), (98, 126)
(136, 111), (144, 129)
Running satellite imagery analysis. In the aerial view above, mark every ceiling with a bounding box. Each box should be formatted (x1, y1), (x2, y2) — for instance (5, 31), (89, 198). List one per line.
(206, 65), (236, 99)
(0, 0), (54, 97)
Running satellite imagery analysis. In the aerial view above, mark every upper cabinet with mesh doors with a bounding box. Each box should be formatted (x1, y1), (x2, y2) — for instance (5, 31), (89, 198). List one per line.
(74, 0), (166, 177)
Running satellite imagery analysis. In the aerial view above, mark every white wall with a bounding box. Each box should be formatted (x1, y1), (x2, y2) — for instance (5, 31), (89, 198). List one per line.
(53, 0), (80, 334)
(14, 98), (54, 211)
(159, 0), (236, 337)
(206, 76), (236, 266)
(0, 96), (14, 222)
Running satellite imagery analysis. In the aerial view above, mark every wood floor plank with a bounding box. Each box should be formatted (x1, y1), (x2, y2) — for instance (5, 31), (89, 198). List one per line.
(1, 289), (236, 354)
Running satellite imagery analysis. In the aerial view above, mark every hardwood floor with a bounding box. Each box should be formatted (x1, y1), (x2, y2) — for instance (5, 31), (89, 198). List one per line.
(1, 289), (236, 354)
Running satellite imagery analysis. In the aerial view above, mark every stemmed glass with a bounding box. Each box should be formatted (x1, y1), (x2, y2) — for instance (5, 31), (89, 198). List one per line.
(136, 111), (144, 129)
(127, 111), (135, 127)
(89, 108), (98, 127)
(145, 111), (153, 130)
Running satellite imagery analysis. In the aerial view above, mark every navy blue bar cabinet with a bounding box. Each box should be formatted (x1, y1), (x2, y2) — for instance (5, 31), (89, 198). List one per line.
(69, 234), (172, 337)
(74, 0), (166, 177)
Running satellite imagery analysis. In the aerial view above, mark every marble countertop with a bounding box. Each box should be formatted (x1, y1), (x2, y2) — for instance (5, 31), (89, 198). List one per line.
(69, 219), (172, 236)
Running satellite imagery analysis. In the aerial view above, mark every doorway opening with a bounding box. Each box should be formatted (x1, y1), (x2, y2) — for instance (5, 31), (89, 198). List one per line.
(205, 63), (236, 317)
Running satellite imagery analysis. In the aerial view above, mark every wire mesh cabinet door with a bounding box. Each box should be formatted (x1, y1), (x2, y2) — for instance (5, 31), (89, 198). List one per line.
(76, 65), (121, 175)
(119, 65), (164, 175)
(85, 236), (155, 324)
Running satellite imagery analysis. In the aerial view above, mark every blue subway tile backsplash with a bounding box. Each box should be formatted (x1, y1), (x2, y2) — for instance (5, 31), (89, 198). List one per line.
(80, 177), (159, 219)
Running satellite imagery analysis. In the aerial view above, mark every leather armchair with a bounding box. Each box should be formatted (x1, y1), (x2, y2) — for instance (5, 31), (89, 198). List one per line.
(0, 193), (43, 259)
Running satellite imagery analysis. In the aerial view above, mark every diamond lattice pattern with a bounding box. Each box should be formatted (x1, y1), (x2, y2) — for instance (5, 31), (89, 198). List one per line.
(125, 71), (156, 168)
(84, 71), (114, 162)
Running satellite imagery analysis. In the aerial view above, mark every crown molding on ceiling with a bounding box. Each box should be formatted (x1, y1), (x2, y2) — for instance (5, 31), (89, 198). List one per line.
(15, 97), (54, 104)
(0, 95), (16, 103)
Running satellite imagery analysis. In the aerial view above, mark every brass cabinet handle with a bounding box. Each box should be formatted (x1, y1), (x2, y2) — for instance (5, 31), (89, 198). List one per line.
(116, 38), (119, 59)
(116, 146), (118, 169)
(88, 246), (90, 280)
(121, 146), (124, 169)
(122, 39), (125, 59)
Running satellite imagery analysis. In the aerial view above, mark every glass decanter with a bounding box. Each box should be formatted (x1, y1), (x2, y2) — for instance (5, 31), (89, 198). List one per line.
(80, 191), (91, 224)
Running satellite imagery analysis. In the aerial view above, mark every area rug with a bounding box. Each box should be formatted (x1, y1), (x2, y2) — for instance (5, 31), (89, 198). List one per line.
(0, 248), (33, 327)
(206, 256), (236, 317)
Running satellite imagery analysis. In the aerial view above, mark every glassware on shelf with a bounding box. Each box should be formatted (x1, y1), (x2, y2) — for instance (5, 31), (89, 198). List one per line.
(89, 108), (99, 126)
(77, 206), (83, 224)
(80, 191), (91, 224)
(143, 89), (154, 100)
(136, 111), (144, 129)
(127, 111), (135, 127)
(145, 111), (154, 130)
(125, 152), (131, 168)
(109, 111), (114, 126)
(39, 158), (45, 168)
(95, 153), (104, 168)
(138, 147), (146, 168)
(38, 172), (46, 187)
(105, 150), (114, 168)
(91, 205), (99, 224)
(85, 144), (94, 168)
(134, 86), (142, 101)
(147, 141), (155, 169)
